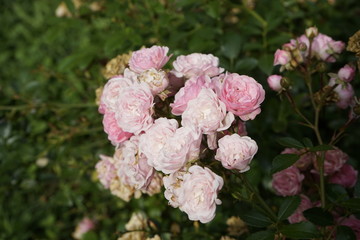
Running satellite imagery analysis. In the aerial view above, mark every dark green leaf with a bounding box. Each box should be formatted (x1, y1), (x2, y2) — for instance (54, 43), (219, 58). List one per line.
(220, 32), (243, 60)
(271, 154), (300, 174)
(309, 145), (334, 152)
(340, 198), (360, 212)
(303, 207), (334, 226)
(302, 138), (313, 148)
(277, 137), (304, 149)
(336, 226), (356, 240)
(246, 230), (275, 240)
(326, 184), (349, 203)
(240, 210), (273, 228)
(279, 222), (322, 239)
(235, 58), (258, 72)
(259, 54), (273, 75)
(277, 195), (301, 221)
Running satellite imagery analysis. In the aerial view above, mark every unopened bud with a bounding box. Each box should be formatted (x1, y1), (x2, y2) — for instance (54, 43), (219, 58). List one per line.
(280, 77), (291, 89)
(299, 42), (307, 51)
(305, 27), (319, 39)
(316, 62), (327, 73)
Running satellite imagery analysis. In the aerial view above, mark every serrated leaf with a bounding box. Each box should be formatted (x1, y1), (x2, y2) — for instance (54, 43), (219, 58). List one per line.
(277, 196), (301, 221)
(271, 154), (300, 174)
(277, 137), (304, 149)
(246, 230), (275, 240)
(303, 207), (334, 226)
(336, 226), (356, 240)
(340, 198), (360, 212)
(280, 222), (322, 239)
(309, 145), (334, 152)
(240, 210), (273, 228)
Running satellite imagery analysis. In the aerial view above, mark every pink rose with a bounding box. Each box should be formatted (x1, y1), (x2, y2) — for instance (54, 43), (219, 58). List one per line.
(95, 155), (117, 189)
(339, 215), (360, 239)
(115, 136), (154, 190)
(172, 53), (224, 78)
(178, 165), (223, 223)
(99, 76), (134, 113)
(73, 217), (96, 240)
(215, 134), (258, 173)
(273, 49), (291, 66)
(170, 75), (209, 115)
(214, 73), (265, 121)
(115, 83), (154, 134)
(312, 33), (345, 62)
(329, 164), (358, 188)
(267, 75), (282, 92)
(288, 194), (313, 224)
(163, 170), (186, 208)
(181, 88), (234, 134)
(281, 148), (314, 171)
(272, 166), (304, 196)
(144, 172), (163, 196)
(129, 45), (170, 73)
(329, 78), (355, 109)
(138, 68), (169, 95)
(338, 64), (356, 83)
(313, 148), (348, 175)
(102, 111), (133, 145)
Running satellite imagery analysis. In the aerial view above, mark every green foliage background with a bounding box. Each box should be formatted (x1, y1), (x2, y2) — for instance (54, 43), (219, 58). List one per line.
(1, 0), (359, 239)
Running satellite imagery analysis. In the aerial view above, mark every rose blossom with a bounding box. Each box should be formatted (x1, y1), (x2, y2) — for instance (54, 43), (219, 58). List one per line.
(214, 73), (265, 121)
(115, 136), (154, 190)
(163, 170), (186, 208)
(329, 78), (355, 109)
(288, 195), (313, 223)
(178, 165), (224, 223)
(313, 148), (349, 175)
(102, 111), (133, 145)
(312, 33), (345, 62)
(115, 82), (154, 134)
(172, 53), (224, 78)
(272, 166), (304, 196)
(338, 64), (356, 83)
(72, 217), (96, 240)
(138, 68), (169, 95)
(181, 88), (234, 134)
(273, 49), (291, 66)
(329, 164), (358, 188)
(215, 134), (258, 173)
(170, 75), (209, 115)
(281, 148), (314, 171)
(267, 75), (282, 92)
(99, 75), (134, 113)
(129, 45), (170, 73)
(95, 155), (117, 189)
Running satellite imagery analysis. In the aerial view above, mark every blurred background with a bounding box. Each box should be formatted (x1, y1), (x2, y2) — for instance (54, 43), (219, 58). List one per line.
(1, 0), (359, 239)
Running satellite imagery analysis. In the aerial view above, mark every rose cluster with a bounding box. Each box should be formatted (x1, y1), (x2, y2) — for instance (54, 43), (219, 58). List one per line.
(96, 45), (264, 223)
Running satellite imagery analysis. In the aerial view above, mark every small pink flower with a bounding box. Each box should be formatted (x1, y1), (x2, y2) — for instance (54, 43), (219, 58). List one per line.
(281, 148), (314, 171)
(178, 165), (224, 223)
(95, 155), (117, 189)
(313, 148), (348, 175)
(329, 164), (358, 188)
(215, 134), (258, 173)
(329, 78), (355, 109)
(138, 68), (169, 95)
(267, 75), (282, 92)
(129, 45), (171, 73)
(163, 170), (186, 208)
(73, 217), (96, 239)
(170, 75), (209, 115)
(288, 194), (313, 224)
(102, 111), (133, 145)
(338, 64), (356, 83)
(115, 136), (154, 190)
(181, 88), (234, 134)
(312, 33), (345, 62)
(274, 49), (291, 66)
(172, 53), (224, 78)
(272, 166), (304, 196)
(214, 73), (265, 121)
(115, 83), (154, 134)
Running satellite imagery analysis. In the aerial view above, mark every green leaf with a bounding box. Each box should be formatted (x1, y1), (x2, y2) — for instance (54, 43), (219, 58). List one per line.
(235, 58), (258, 72)
(246, 230), (275, 240)
(221, 31), (243, 60)
(277, 137), (304, 149)
(340, 198), (360, 212)
(309, 145), (334, 152)
(240, 210), (273, 228)
(302, 138), (313, 148)
(259, 54), (273, 75)
(336, 226), (356, 240)
(271, 154), (300, 174)
(303, 207), (334, 226)
(279, 222), (322, 239)
(277, 195), (301, 221)
(326, 184), (349, 203)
